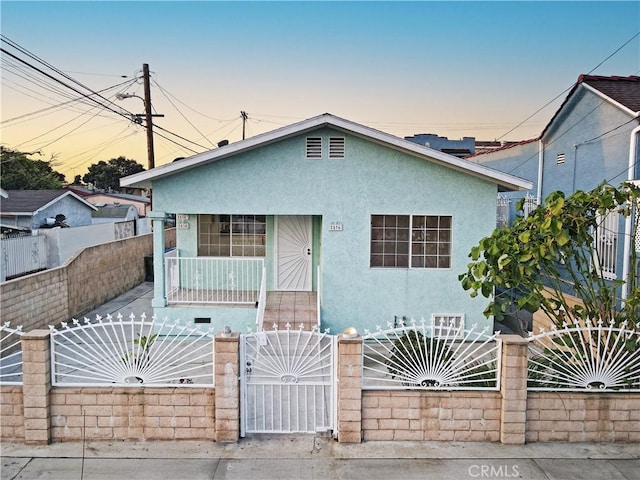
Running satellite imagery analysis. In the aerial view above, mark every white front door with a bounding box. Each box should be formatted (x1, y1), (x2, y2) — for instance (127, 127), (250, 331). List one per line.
(275, 215), (313, 291)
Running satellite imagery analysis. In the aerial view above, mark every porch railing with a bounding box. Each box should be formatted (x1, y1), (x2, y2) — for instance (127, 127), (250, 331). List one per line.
(165, 255), (264, 305)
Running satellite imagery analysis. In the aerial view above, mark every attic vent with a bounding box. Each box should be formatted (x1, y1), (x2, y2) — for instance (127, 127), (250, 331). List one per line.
(557, 152), (566, 165)
(306, 137), (322, 159)
(329, 137), (345, 159)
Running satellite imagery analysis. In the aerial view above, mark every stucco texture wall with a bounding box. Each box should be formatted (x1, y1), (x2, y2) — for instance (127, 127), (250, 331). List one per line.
(151, 129), (500, 334)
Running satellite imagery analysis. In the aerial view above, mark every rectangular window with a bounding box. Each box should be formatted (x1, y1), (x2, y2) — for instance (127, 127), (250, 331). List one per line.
(329, 137), (345, 159)
(306, 137), (322, 159)
(595, 210), (618, 280)
(198, 214), (266, 257)
(370, 215), (451, 269)
(431, 314), (465, 338)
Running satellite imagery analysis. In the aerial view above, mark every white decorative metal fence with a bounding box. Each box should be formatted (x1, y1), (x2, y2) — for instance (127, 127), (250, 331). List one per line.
(49, 313), (215, 387)
(362, 318), (501, 391)
(527, 320), (640, 391)
(165, 256), (264, 304)
(240, 326), (335, 435)
(0, 322), (24, 385)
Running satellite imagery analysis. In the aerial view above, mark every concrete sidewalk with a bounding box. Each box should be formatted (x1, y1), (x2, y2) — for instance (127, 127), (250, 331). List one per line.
(1, 435), (639, 480)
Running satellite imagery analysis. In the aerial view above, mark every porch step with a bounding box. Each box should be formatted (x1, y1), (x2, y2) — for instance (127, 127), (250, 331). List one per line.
(262, 292), (318, 331)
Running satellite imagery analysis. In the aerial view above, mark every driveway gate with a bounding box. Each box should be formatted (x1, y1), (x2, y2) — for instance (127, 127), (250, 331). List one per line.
(240, 328), (335, 435)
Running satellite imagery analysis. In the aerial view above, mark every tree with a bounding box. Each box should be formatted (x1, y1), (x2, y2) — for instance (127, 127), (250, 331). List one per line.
(459, 182), (640, 329)
(83, 156), (144, 191)
(0, 147), (66, 190)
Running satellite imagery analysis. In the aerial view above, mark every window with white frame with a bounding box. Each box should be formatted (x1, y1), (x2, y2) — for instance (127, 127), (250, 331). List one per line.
(595, 210), (618, 280)
(370, 215), (452, 268)
(431, 314), (465, 338)
(198, 214), (266, 257)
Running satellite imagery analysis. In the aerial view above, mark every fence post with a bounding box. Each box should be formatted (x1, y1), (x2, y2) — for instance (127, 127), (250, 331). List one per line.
(21, 329), (52, 445)
(336, 333), (363, 443)
(499, 334), (528, 444)
(214, 330), (240, 442)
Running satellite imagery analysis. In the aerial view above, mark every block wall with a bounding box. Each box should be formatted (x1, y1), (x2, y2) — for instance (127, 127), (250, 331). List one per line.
(0, 228), (176, 331)
(362, 391), (501, 441)
(0, 386), (24, 441)
(49, 387), (215, 441)
(526, 392), (640, 442)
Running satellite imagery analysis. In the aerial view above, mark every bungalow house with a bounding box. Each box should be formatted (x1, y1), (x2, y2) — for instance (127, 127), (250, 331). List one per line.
(121, 114), (531, 335)
(469, 74), (640, 303)
(0, 190), (97, 230)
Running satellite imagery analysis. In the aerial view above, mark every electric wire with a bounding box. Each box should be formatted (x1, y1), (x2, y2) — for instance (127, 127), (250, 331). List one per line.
(495, 31), (640, 141)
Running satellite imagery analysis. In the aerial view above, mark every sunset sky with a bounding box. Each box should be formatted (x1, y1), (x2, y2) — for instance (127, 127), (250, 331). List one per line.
(1, 1), (639, 181)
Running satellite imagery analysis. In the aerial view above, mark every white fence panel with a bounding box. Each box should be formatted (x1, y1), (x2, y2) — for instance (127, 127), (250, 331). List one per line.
(527, 320), (640, 392)
(0, 322), (24, 385)
(49, 313), (215, 387)
(1, 234), (47, 279)
(362, 318), (501, 391)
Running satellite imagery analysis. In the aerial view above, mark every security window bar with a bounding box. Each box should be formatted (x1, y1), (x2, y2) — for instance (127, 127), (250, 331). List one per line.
(371, 215), (452, 269)
(557, 153), (565, 165)
(306, 137), (322, 159)
(329, 137), (345, 159)
(198, 214), (266, 257)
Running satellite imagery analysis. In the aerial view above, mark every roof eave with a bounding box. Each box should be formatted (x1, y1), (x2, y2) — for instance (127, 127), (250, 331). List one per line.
(121, 113), (532, 192)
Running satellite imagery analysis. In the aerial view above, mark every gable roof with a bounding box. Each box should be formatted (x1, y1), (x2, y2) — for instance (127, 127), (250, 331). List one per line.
(122, 113), (532, 192)
(0, 190), (97, 216)
(92, 204), (137, 218)
(541, 74), (640, 139)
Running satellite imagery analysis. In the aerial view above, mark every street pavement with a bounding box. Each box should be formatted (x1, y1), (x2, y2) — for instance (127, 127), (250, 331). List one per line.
(2, 283), (638, 480)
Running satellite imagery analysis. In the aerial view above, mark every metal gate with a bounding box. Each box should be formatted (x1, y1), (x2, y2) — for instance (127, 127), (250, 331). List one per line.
(240, 328), (335, 436)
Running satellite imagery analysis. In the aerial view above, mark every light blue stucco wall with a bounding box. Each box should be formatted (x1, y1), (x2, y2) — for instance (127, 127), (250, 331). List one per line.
(151, 128), (501, 334)
(471, 88), (640, 290)
(27, 195), (94, 229)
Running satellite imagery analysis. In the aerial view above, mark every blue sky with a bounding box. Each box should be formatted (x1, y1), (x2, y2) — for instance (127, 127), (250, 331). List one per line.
(1, 1), (639, 178)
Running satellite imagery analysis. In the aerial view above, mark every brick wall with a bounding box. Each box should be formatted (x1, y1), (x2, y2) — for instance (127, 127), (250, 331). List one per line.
(362, 391), (501, 441)
(0, 228), (176, 331)
(0, 386), (24, 441)
(526, 392), (640, 442)
(50, 387), (215, 441)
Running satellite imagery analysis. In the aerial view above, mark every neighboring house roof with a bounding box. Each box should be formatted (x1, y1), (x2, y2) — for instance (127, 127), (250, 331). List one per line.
(466, 138), (539, 160)
(468, 75), (640, 160)
(0, 190), (98, 216)
(541, 74), (640, 139)
(122, 113), (532, 192)
(92, 204), (137, 218)
(66, 187), (150, 204)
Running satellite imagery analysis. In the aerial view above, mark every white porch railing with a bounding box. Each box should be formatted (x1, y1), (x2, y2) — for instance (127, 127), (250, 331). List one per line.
(165, 255), (264, 305)
(1, 234), (47, 280)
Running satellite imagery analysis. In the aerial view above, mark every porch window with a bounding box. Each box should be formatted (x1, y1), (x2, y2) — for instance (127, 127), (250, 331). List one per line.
(370, 215), (452, 268)
(198, 214), (266, 257)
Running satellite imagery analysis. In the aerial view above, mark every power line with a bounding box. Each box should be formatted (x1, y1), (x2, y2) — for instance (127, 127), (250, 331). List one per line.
(495, 31), (640, 141)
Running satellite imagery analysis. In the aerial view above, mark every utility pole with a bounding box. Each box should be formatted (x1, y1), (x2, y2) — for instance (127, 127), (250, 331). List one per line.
(241, 110), (248, 140)
(142, 64), (156, 169)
